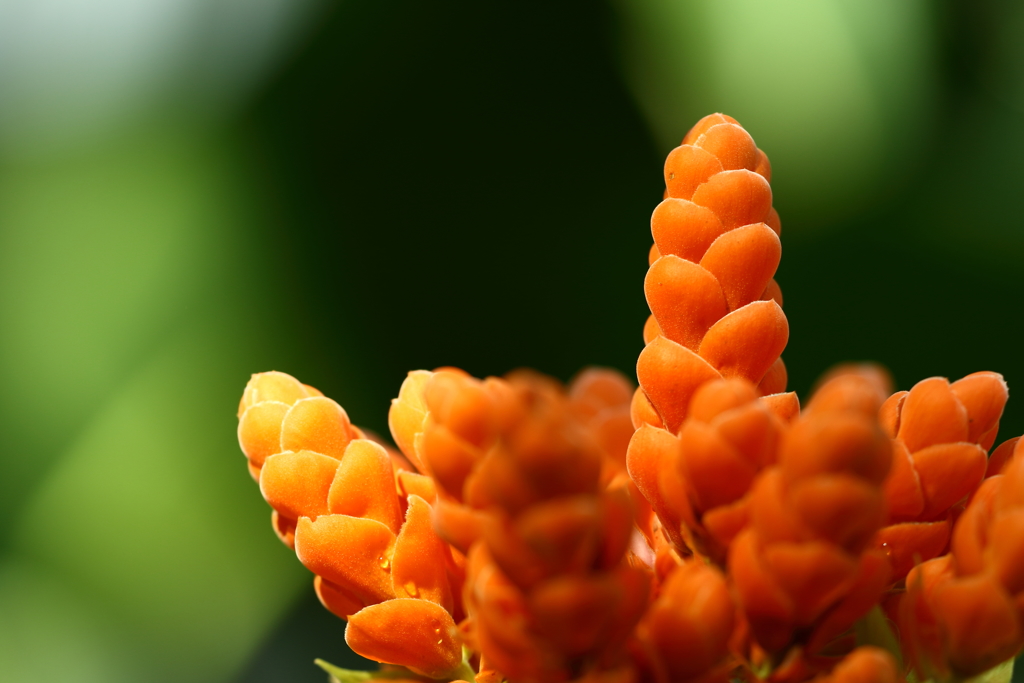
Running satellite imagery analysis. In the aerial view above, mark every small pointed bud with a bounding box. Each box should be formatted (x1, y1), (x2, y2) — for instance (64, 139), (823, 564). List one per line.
(346, 599), (463, 679)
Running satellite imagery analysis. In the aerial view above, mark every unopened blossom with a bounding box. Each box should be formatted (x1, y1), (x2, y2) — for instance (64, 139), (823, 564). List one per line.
(231, 113), (1023, 683)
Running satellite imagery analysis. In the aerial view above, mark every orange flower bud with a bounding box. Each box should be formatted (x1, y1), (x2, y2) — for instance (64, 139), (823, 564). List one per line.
(346, 599), (464, 679)
(874, 372), (1008, 581)
(639, 115), (789, 437)
(730, 375), (891, 654)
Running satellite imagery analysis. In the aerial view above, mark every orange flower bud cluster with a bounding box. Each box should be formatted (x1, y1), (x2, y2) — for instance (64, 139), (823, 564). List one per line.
(899, 442), (1024, 678)
(390, 367), (649, 683)
(875, 372), (1008, 579)
(636, 113), (794, 434)
(237, 371), (466, 679)
(232, 114), (1024, 683)
(627, 378), (786, 563)
(729, 374), (892, 655)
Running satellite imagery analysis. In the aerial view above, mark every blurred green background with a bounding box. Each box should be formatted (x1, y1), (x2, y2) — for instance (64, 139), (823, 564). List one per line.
(1, 0), (1023, 681)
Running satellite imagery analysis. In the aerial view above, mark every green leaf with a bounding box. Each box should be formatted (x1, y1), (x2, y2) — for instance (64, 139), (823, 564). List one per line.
(314, 659), (373, 683)
(962, 659), (1015, 683)
(854, 606), (903, 668)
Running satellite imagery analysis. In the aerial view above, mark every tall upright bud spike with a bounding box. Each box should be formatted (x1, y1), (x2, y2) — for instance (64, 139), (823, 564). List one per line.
(636, 114), (792, 433)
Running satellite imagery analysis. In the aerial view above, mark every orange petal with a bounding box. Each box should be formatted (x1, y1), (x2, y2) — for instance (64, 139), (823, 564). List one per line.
(728, 529), (795, 652)
(750, 468), (813, 545)
(651, 198), (727, 264)
(397, 470), (437, 503)
(280, 396), (354, 458)
(569, 368), (634, 414)
(760, 391), (800, 423)
(682, 113), (741, 145)
(765, 206), (781, 235)
(913, 442), (987, 519)
(295, 515), (396, 605)
(700, 223), (781, 311)
(642, 314), (661, 345)
(392, 495), (454, 611)
(996, 447), (1024, 510)
(645, 256), (728, 350)
(873, 520), (950, 581)
(419, 423), (480, 501)
(630, 386), (663, 429)
(388, 370), (432, 471)
(760, 278), (783, 306)
(424, 370), (497, 447)
(637, 336), (722, 432)
(884, 439), (925, 520)
(989, 509), (1024, 595)
(788, 474), (886, 552)
(314, 575), (363, 619)
(950, 499), (990, 576)
(271, 510), (296, 548)
(754, 149), (772, 183)
(679, 420), (757, 511)
(328, 439), (403, 533)
(986, 436), (1019, 478)
(897, 378), (968, 452)
(663, 145), (724, 200)
(691, 169), (773, 230)
(806, 373), (885, 418)
(695, 123), (759, 171)
(879, 391), (908, 439)
(346, 599), (463, 678)
(712, 401), (779, 469)
(688, 377), (759, 423)
(528, 568), (648, 658)
(757, 357), (788, 396)
(513, 496), (601, 575)
(950, 372), (1008, 444)
(807, 552), (892, 654)
(702, 495), (751, 553)
(698, 300), (788, 385)
(626, 424), (693, 551)
(238, 400), (289, 467)
(817, 647), (899, 683)
(260, 450), (338, 520)
(781, 414), (891, 486)
(432, 498), (487, 555)
(761, 541), (858, 625)
(932, 575), (1023, 676)
(648, 243), (661, 266)
(639, 561), (734, 680)
(239, 371), (311, 416)
(596, 487), (635, 569)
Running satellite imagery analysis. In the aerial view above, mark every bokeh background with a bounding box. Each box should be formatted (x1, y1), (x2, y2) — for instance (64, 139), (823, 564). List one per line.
(1, 0), (1023, 681)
